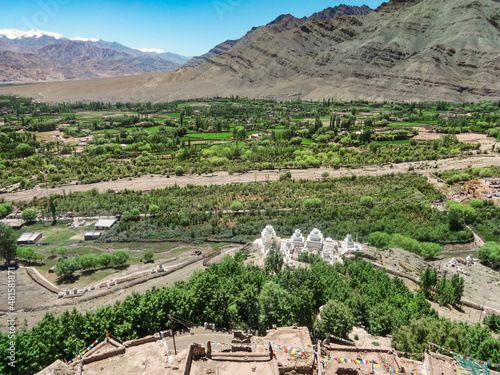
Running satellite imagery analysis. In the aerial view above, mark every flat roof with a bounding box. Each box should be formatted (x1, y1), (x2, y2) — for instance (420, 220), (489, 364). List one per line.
(95, 219), (116, 228)
(85, 232), (101, 236)
(17, 232), (41, 242)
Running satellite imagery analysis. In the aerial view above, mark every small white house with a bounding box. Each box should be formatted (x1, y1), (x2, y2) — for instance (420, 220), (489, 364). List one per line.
(95, 219), (116, 230)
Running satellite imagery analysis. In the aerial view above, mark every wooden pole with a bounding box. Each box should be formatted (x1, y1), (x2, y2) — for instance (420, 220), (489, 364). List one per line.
(169, 315), (177, 355)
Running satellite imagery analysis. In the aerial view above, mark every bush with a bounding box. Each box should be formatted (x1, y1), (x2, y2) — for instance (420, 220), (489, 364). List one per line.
(367, 232), (391, 250)
(303, 198), (322, 210)
(230, 201), (244, 211)
(111, 250), (129, 267)
(279, 171), (292, 181)
(143, 250), (154, 263)
(360, 196), (374, 207)
(175, 166), (184, 176)
(478, 242), (500, 265)
(21, 209), (37, 222)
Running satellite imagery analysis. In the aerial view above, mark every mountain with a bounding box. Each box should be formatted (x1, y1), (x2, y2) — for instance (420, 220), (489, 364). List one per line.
(1, 0), (499, 103)
(0, 29), (190, 82)
(306, 4), (374, 22)
(183, 5), (373, 68)
(174, 0), (500, 102)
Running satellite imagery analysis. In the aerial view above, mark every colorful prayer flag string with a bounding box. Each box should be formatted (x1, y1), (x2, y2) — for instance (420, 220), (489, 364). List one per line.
(429, 343), (500, 368)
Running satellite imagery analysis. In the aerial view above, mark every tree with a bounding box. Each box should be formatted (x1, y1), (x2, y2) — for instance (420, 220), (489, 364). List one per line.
(420, 267), (437, 297)
(175, 165), (184, 176)
(16, 247), (37, 264)
(143, 250), (154, 263)
(303, 198), (322, 210)
(258, 281), (293, 329)
(54, 257), (79, 278)
(484, 314), (500, 333)
(419, 242), (442, 259)
(314, 300), (354, 339)
(367, 231), (391, 250)
(57, 247), (68, 258)
(97, 253), (112, 268)
(111, 250), (129, 267)
(49, 196), (57, 221)
(21, 209), (37, 223)
(230, 201), (244, 211)
(0, 223), (17, 265)
(478, 242), (500, 265)
(148, 205), (160, 217)
(14, 143), (34, 157)
(79, 254), (97, 270)
(448, 273), (464, 306)
(265, 241), (283, 274)
(360, 196), (374, 207)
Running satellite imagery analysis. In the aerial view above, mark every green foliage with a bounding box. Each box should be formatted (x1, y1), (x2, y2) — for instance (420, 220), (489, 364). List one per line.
(54, 257), (79, 278)
(111, 250), (129, 267)
(303, 198), (323, 210)
(434, 272), (464, 306)
(392, 318), (494, 362)
(478, 242), (500, 265)
(367, 231), (392, 250)
(314, 300), (354, 339)
(97, 253), (112, 267)
(148, 205), (160, 216)
(484, 314), (500, 333)
(419, 242), (442, 259)
(469, 199), (484, 209)
(16, 247), (44, 264)
(258, 281), (293, 328)
(57, 247), (68, 257)
(143, 250), (154, 263)
(360, 196), (374, 207)
(265, 242), (283, 274)
(279, 171), (292, 181)
(420, 267), (437, 297)
(368, 232), (441, 258)
(0, 223), (17, 265)
(230, 201), (244, 211)
(175, 165), (184, 176)
(0, 254), (488, 374)
(21, 208), (37, 222)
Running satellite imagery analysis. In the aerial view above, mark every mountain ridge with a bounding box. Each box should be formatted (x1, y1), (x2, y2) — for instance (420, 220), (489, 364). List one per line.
(183, 4), (374, 68)
(0, 28), (190, 82)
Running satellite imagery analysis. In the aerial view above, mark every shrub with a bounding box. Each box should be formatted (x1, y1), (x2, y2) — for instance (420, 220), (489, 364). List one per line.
(175, 166), (184, 176)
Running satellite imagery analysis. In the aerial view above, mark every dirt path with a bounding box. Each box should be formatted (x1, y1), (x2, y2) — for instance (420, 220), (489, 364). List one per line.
(2, 155), (500, 202)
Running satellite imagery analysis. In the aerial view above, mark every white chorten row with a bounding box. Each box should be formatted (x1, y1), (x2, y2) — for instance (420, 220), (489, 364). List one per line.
(255, 225), (360, 265)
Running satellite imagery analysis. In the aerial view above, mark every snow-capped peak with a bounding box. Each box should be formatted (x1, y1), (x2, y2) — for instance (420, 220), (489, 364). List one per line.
(0, 28), (65, 40)
(71, 37), (100, 42)
(132, 47), (166, 54)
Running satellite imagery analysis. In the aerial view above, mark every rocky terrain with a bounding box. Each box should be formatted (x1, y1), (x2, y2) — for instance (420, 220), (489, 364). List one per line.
(1, 0), (499, 102)
(183, 4), (373, 68)
(0, 30), (190, 82)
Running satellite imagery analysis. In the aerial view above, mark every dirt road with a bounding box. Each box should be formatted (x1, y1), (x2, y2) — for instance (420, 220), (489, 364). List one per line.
(2, 155), (500, 202)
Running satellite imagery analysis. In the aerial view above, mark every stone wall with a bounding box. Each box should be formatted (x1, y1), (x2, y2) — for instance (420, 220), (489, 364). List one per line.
(123, 335), (157, 348)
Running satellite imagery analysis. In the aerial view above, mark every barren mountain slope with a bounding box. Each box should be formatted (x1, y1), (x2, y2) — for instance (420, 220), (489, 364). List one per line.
(183, 5), (373, 68)
(1, 0), (499, 102)
(172, 0), (500, 101)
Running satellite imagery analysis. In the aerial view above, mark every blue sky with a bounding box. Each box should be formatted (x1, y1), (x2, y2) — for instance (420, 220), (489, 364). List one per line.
(2, 0), (384, 56)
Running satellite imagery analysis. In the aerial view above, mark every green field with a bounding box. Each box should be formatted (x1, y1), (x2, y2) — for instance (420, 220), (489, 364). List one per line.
(371, 139), (411, 145)
(187, 132), (233, 139)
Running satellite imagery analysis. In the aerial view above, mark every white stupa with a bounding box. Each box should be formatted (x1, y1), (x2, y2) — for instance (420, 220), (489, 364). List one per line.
(305, 228), (324, 250)
(339, 233), (358, 255)
(281, 239), (294, 255)
(261, 225), (281, 254)
(291, 229), (305, 246)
